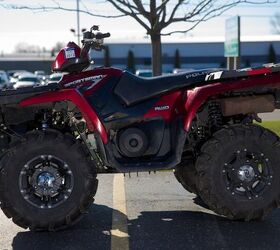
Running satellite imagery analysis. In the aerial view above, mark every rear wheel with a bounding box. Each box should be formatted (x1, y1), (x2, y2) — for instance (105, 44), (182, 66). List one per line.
(0, 130), (98, 231)
(196, 124), (280, 220)
(174, 160), (198, 194)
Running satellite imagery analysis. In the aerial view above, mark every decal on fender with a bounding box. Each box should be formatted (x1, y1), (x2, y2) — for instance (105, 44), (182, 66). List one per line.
(205, 71), (223, 81)
(155, 105), (170, 111)
(185, 72), (208, 79)
(64, 75), (105, 88)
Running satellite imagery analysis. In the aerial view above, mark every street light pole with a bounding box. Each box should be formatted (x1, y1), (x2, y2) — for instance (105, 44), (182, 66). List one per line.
(76, 0), (81, 46)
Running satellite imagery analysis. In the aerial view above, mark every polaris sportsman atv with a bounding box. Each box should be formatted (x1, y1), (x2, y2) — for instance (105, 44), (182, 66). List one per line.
(0, 26), (280, 231)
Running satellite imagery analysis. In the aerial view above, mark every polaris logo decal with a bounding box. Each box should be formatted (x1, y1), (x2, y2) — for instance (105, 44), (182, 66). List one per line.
(205, 71), (223, 81)
(155, 105), (170, 111)
(64, 75), (104, 88)
(185, 72), (208, 79)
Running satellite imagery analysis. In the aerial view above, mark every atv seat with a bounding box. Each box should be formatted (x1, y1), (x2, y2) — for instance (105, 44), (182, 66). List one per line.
(114, 69), (215, 106)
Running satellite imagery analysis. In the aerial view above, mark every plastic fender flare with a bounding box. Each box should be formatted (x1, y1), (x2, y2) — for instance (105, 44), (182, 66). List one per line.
(184, 73), (280, 131)
(20, 89), (108, 144)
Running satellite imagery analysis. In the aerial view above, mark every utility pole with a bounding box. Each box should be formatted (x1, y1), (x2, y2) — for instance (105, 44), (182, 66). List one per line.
(70, 0), (85, 47)
(76, 0), (81, 46)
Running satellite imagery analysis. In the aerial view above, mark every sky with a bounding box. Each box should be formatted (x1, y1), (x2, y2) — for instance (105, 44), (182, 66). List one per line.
(0, 0), (279, 53)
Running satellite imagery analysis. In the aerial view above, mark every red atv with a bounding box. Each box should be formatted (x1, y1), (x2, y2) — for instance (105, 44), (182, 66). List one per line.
(0, 26), (280, 231)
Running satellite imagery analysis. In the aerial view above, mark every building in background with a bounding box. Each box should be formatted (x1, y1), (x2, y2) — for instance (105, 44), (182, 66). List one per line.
(0, 36), (279, 74)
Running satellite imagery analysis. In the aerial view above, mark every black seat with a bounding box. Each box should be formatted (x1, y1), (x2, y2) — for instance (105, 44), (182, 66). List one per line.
(114, 69), (216, 106)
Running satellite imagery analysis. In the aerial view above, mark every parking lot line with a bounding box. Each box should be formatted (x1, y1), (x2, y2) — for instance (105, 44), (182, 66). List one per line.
(111, 174), (129, 250)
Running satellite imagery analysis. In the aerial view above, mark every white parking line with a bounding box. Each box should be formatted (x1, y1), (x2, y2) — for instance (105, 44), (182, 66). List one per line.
(111, 174), (129, 250)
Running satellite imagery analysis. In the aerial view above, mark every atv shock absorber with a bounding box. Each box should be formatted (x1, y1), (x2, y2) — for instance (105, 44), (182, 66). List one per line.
(208, 101), (223, 133)
(42, 112), (49, 130)
(197, 125), (206, 140)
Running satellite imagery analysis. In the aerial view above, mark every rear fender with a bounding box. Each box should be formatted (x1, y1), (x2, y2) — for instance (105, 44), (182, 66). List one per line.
(184, 73), (280, 131)
(20, 89), (108, 144)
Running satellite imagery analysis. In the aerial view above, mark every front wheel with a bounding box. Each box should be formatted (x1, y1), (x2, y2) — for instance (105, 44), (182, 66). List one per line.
(196, 124), (280, 221)
(0, 130), (98, 231)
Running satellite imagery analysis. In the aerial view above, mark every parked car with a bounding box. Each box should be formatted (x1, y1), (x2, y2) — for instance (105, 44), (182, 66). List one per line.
(7, 70), (30, 79)
(135, 69), (153, 77)
(34, 70), (46, 76)
(13, 74), (41, 89)
(34, 70), (48, 82)
(47, 73), (65, 84)
(9, 71), (33, 84)
(173, 68), (195, 74)
(135, 69), (171, 77)
(0, 70), (12, 89)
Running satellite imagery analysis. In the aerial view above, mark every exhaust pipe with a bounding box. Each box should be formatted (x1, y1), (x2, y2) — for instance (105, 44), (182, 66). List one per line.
(220, 95), (275, 116)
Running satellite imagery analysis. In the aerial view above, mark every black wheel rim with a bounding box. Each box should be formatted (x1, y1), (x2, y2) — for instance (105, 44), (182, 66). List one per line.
(18, 155), (74, 209)
(222, 148), (273, 200)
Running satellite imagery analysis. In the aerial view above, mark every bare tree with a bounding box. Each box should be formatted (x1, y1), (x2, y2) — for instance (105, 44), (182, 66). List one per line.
(1, 0), (275, 75)
(106, 0), (274, 75)
(271, 12), (280, 34)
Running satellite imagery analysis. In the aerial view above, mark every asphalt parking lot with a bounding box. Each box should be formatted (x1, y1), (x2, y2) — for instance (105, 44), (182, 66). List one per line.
(1, 172), (280, 250)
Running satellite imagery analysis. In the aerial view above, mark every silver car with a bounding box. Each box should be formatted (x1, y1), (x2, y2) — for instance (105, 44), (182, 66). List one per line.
(0, 70), (11, 89)
(13, 74), (41, 89)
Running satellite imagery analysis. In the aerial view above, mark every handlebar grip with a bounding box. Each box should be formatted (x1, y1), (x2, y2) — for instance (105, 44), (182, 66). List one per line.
(95, 32), (111, 39)
(102, 32), (111, 38)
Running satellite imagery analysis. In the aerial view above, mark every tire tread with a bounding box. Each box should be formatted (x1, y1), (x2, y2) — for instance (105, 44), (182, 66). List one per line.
(0, 130), (98, 231)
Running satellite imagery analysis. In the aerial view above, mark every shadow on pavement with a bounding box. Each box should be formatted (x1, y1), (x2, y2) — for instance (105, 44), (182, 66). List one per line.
(12, 205), (280, 250)
(128, 209), (280, 250)
(12, 204), (113, 250)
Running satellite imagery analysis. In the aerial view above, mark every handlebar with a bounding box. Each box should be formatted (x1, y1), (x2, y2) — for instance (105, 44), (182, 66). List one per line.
(80, 26), (110, 59)
(95, 32), (110, 40)
(82, 29), (110, 52)
(82, 31), (110, 41)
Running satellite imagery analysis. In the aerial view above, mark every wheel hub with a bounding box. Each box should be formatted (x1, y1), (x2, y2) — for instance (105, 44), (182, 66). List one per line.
(222, 149), (273, 200)
(37, 172), (55, 188)
(237, 165), (255, 182)
(19, 155), (74, 209)
(31, 166), (63, 198)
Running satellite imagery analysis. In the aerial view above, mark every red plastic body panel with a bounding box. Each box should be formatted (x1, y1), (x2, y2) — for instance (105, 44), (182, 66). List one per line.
(20, 89), (108, 144)
(52, 42), (81, 72)
(184, 73), (280, 131)
(20, 68), (123, 145)
(248, 67), (271, 76)
(59, 67), (123, 93)
(144, 91), (184, 121)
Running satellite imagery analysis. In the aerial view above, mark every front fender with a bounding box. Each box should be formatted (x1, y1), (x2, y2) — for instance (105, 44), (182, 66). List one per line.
(20, 89), (108, 144)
